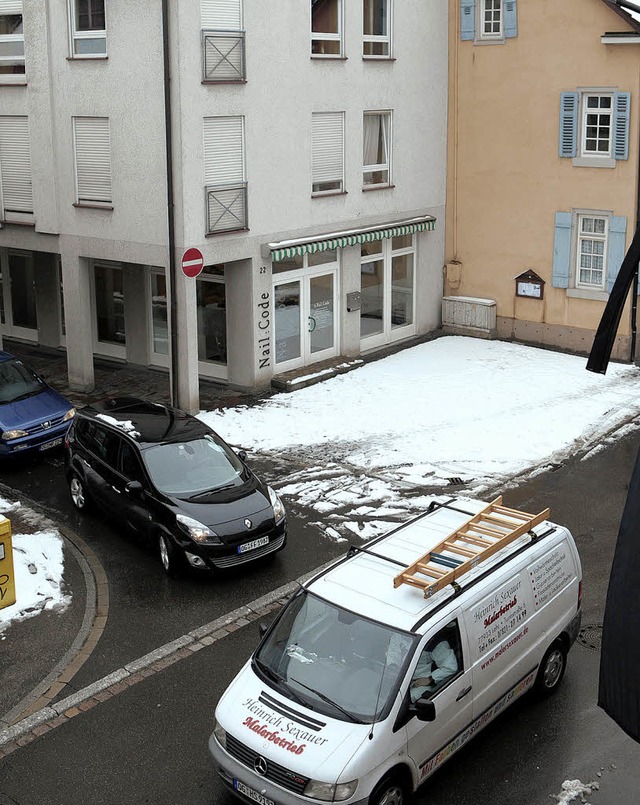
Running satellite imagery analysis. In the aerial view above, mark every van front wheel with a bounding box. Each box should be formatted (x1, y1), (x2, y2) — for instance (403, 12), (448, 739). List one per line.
(370, 775), (406, 805)
(536, 641), (567, 695)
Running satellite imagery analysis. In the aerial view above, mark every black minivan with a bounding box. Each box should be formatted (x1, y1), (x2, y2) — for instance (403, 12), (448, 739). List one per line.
(65, 397), (287, 576)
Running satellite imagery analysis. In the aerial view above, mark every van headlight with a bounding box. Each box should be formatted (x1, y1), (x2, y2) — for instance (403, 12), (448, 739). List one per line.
(303, 779), (358, 801)
(268, 486), (286, 524)
(212, 717), (227, 749)
(176, 514), (222, 544)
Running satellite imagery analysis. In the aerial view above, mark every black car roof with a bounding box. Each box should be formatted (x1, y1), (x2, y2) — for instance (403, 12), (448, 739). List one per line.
(78, 398), (212, 447)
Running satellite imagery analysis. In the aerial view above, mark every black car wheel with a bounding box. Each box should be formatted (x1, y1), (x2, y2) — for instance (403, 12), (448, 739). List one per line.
(69, 471), (91, 511)
(158, 533), (182, 577)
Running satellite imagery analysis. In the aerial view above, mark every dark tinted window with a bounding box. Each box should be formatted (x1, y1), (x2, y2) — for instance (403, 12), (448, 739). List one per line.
(76, 419), (120, 466)
(119, 441), (145, 484)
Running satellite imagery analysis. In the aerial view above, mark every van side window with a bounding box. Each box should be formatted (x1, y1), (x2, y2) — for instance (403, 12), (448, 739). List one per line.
(410, 620), (463, 700)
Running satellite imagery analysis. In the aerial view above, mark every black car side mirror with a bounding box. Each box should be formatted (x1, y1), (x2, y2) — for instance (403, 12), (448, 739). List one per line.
(126, 481), (144, 497)
(259, 622), (268, 637)
(238, 449), (247, 462)
(413, 697), (436, 722)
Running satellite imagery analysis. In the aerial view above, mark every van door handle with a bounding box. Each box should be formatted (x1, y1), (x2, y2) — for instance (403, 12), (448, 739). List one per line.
(456, 685), (472, 701)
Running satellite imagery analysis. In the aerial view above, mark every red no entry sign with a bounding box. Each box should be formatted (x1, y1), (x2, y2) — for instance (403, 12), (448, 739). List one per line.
(181, 248), (204, 278)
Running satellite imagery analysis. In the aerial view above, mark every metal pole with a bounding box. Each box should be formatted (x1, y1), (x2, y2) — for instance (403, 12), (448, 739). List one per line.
(161, 0), (179, 407)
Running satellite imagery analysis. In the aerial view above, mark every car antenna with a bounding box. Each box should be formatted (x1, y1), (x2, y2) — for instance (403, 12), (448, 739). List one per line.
(369, 638), (391, 740)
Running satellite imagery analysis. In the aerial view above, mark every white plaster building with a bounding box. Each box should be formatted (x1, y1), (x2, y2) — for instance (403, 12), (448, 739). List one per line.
(0, 0), (448, 411)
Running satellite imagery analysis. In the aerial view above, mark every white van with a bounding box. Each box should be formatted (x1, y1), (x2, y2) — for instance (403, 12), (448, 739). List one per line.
(209, 495), (582, 805)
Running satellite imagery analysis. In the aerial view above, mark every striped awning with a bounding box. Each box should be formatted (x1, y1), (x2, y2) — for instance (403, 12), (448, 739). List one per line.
(268, 215), (436, 262)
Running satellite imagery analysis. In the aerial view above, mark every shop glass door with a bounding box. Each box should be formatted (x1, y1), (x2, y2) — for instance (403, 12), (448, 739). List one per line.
(94, 263), (126, 358)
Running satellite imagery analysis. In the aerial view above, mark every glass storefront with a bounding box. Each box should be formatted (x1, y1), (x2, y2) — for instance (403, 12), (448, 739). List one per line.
(273, 250), (338, 370)
(196, 265), (227, 365)
(360, 235), (415, 346)
(95, 264), (125, 346)
(9, 253), (36, 330)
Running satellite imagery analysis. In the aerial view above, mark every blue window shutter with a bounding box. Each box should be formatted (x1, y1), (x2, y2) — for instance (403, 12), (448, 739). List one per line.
(613, 92), (630, 161)
(559, 93), (578, 158)
(460, 0), (475, 40)
(552, 212), (572, 288)
(504, 0), (518, 38)
(606, 216), (627, 292)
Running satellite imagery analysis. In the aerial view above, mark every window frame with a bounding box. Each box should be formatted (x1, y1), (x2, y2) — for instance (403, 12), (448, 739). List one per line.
(312, 111), (345, 195)
(0, 114), (34, 224)
(363, 0), (392, 58)
(311, 0), (344, 59)
(0, 5), (25, 84)
(580, 93), (613, 159)
(479, 0), (503, 40)
(68, 0), (107, 59)
(72, 115), (113, 207)
(575, 213), (608, 292)
(203, 115), (248, 235)
(363, 110), (392, 188)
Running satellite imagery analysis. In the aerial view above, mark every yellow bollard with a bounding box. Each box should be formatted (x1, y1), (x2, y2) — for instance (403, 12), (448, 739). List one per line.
(0, 515), (16, 610)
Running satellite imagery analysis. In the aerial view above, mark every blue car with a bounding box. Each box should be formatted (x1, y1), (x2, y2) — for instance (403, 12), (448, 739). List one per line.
(0, 351), (75, 457)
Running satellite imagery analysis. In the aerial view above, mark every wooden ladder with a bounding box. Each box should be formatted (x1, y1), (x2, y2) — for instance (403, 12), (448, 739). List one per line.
(393, 496), (550, 598)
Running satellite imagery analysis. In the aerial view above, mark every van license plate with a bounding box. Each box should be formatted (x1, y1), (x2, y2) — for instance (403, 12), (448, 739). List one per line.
(233, 779), (275, 805)
(39, 437), (63, 451)
(238, 536), (269, 554)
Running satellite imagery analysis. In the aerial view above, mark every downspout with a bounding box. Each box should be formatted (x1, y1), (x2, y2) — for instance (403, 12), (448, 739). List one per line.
(161, 0), (179, 405)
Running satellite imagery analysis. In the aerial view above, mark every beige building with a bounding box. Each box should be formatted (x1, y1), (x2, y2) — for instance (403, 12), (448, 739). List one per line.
(446, 0), (640, 362)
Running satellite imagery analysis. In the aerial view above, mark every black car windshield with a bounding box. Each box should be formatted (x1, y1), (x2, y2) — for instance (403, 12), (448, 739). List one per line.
(0, 359), (43, 404)
(142, 434), (244, 496)
(254, 591), (416, 724)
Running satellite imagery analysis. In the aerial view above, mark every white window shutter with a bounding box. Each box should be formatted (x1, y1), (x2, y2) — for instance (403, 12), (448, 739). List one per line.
(312, 112), (344, 186)
(0, 115), (32, 214)
(0, 1), (23, 13)
(73, 117), (112, 203)
(201, 0), (241, 29)
(203, 116), (244, 184)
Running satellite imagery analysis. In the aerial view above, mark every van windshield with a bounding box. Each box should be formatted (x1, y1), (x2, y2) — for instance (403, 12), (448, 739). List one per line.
(254, 591), (416, 724)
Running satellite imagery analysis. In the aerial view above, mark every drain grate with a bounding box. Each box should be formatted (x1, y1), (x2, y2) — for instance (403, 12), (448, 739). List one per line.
(447, 477), (465, 486)
(577, 624), (603, 651)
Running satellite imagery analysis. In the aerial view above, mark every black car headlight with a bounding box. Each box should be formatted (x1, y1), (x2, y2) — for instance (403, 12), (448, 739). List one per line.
(176, 514), (222, 544)
(268, 486), (286, 524)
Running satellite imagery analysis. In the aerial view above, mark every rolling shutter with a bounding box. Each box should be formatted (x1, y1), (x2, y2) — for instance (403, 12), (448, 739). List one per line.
(0, 1), (23, 13)
(460, 0), (475, 40)
(0, 115), (32, 214)
(613, 92), (630, 161)
(559, 92), (578, 158)
(73, 117), (112, 204)
(203, 116), (244, 184)
(552, 211), (571, 288)
(312, 112), (344, 188)
(201, 0), (241, 29)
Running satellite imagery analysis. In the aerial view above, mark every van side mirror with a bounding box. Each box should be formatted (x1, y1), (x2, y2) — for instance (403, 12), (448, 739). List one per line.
(413, 697), (436, 722)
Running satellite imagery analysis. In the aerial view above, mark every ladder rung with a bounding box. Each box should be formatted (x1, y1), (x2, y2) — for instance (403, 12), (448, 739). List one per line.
(443, 541), (479, 558)
(456, 532), (493, 548)
(415, 562), (447, 578)
(465, 523), (507, 538)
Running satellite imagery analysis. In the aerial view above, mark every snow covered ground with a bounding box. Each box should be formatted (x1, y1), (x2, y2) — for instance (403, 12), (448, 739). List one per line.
(3, 337), (640, 632)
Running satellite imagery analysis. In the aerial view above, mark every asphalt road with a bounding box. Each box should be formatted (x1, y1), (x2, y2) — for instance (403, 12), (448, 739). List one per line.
(1, 431), (640, 804)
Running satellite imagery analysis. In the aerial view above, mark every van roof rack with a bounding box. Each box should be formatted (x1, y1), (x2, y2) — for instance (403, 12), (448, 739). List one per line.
(393, 496), (550, 598)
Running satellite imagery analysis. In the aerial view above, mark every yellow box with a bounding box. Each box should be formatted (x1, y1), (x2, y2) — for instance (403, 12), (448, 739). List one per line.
(0, 515), (16, 610)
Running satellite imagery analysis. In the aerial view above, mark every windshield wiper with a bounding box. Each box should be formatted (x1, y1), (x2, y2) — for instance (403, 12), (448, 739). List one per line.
(253, 658), (308, 707)
(188, 483), (236, 500)
(289, 677), (364, 723)
(8, 389), (41, 403)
